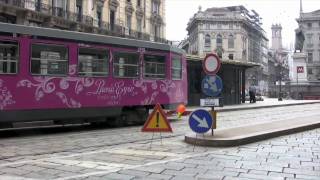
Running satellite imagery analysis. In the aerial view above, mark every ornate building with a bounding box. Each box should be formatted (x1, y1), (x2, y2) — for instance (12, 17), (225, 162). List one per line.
(0, 0), (167, 43)
(291, 4), (320, 99)
(297, 9), (320, 81)
(182, 5), (269, 94)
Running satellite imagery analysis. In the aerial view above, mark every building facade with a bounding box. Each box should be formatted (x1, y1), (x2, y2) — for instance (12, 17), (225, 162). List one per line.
(0, 0), (166, 43)
(297, 9), (320, 81)
(268, 24), (290, 99)
(291, 8), (320, 99)
(271, 24), (282, 50)
(183, 6), (268, 94)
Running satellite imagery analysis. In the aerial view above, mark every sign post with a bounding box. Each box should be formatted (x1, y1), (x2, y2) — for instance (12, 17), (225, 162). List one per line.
(296, 66), (304, 99)
(188, 109), (213, 151)
(201, 53), (223, 136)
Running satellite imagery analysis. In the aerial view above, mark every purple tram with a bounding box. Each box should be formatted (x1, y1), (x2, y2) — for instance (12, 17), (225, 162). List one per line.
(0, 23), (187, 128)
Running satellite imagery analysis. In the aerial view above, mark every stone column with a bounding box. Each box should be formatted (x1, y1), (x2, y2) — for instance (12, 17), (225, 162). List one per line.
(292, 52), (307, 82)
(292, 52), (307, 99)
(241, 68), (246, 103)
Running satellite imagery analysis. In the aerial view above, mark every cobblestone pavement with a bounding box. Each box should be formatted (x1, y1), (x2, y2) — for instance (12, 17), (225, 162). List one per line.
(0, 104), (319, 180)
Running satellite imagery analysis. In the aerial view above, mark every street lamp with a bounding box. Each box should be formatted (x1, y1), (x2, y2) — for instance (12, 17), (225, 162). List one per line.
(274, 62), (283, 101)
(283, 74), (290, 99)
(276, 55), (288, 101)
(278, 64), (283, 101)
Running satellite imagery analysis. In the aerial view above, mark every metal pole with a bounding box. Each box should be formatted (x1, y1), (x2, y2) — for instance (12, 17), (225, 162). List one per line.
(297, 69), (299, 99)
(278, 64), (282, 101)
(149, 132), (154, 149)
(193, 134), (197, 152)
(211, 107), (214, 136)
(160, 132), (163, 145)
(241, 69), (246, 103)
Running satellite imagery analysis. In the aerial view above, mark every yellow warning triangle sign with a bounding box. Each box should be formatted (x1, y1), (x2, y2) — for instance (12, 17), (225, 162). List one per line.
(141, 104), (173, 132)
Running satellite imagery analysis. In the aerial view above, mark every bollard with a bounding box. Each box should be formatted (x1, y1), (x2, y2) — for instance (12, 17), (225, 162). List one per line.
(211, 110), (217, 129)
(210, 108), (217, 136)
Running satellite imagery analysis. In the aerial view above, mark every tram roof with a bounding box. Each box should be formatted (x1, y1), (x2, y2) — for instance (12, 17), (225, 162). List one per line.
(0, 22), (184, 55)
(186, 55), (260, 68)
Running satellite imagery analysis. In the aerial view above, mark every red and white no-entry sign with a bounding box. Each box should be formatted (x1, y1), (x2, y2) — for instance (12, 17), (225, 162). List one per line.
(203, 53), (221, 75)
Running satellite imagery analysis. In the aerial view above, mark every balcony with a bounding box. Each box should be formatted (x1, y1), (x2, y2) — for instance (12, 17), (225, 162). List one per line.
(0, 0), (170, 44)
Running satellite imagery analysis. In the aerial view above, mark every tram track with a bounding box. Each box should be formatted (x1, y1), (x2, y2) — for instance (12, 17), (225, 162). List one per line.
(1, 104), (320, 163)
(0, 118), (187, 161)
(0, 132), (185, 165)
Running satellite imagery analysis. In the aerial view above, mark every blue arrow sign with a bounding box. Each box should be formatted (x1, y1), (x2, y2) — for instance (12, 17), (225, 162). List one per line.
(188, 109), (213, 134)
(201, 75), (223, 97)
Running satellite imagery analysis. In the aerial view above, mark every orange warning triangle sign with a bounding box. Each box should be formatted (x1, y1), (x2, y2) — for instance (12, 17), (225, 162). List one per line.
(142, 104), (173, 132)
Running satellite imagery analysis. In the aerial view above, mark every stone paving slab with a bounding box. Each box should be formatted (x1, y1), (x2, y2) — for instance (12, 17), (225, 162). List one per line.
(185, 114), (320, 147)
(0, 103), (319, 179)
(0, 128), (319, 179)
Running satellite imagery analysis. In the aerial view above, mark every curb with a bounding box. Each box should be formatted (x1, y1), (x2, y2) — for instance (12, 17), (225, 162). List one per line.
(215, 101), (320, 112)
(185, 117), (320, 147)
(166, 101), (320, 118)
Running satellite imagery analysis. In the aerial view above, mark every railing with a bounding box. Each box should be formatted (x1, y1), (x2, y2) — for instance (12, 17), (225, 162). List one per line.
(0, 0), (171, 44)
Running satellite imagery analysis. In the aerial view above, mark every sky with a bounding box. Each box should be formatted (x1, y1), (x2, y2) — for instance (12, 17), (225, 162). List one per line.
(166, 0), (320, 49)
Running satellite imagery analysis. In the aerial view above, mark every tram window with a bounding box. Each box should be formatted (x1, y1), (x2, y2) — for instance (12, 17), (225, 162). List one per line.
(144, 54), (165, 79)
(0, 41), (18, 74)
(172, 55), (182, 80)
(31, 44), (68, 75)
(78, 48), (108, 77)
(113, 52), (139, 78)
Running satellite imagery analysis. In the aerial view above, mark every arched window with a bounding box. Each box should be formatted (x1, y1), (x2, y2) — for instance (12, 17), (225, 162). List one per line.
(216, 34), (222, 48)
(228, 34), (234, 49)
(216, 34), (223, 58)
(205, 34), (211, 47)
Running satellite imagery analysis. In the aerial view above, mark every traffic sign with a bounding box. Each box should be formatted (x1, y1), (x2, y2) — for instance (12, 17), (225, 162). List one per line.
(200, 98), (220, 107)
(188, 109), (213, 134)
(142, 104), (172, 132)
(297, 66), (304, 73)
(203, 53), (221, 75)
(201, 75), (223, 97)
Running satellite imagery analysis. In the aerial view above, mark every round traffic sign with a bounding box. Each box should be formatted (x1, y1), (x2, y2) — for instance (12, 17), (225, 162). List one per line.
(189, 109), (213, 134)
(203, 53), (221, 75)
(201, 75), (223, 97)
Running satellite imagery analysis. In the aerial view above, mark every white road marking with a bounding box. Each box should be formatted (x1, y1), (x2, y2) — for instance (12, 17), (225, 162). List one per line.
(43, 159), (132, 169)
(0, 144), (185, 168)
(54, 150), (215, 180)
